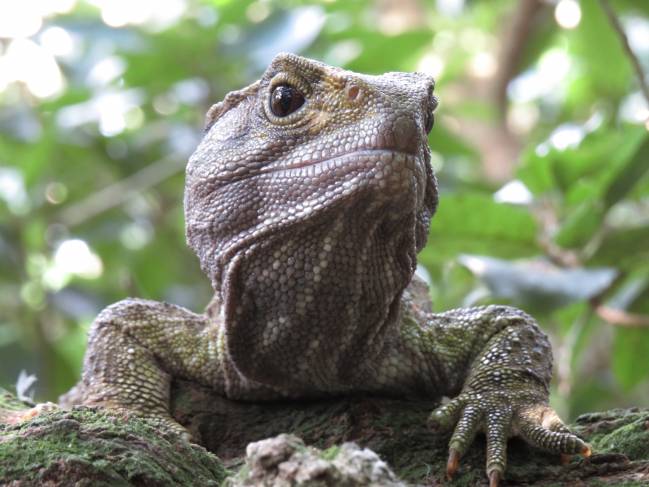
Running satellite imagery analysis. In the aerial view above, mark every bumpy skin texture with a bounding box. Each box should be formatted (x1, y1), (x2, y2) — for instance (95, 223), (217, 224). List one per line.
(67, 53), (589, 485)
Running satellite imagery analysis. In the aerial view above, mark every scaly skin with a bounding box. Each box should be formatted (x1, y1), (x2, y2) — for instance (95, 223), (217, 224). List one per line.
(63, 53), (590, 484)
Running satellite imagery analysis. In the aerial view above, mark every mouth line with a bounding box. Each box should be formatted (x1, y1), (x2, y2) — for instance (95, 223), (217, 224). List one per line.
(257, 149), (417, 176)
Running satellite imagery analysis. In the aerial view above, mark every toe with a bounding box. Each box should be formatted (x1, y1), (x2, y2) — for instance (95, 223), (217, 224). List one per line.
(428, 396), (465, 432)
(449, 405), (483, 454)
(518, 405), (591, 455)
(519, 419), (589, 455)
(540, 407), (571, 435)
(444, 404), (483, 479)
(485, 406), (513, 479)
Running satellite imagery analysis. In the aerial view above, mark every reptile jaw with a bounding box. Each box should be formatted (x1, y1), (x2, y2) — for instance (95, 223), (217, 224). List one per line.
(261, 149), (418, 175)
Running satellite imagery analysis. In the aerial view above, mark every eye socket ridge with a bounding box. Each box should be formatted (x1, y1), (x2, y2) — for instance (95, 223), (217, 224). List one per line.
(270, 84), (305, 117)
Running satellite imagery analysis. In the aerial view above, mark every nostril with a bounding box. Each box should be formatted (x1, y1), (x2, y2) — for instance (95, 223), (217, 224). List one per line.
(392, 115), (419, 153)
(346, 83), (361, 102)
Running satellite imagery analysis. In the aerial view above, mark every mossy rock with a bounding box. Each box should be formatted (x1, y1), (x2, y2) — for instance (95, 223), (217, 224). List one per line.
(0, 390), (227, 486)
(1, 382), (648, 486)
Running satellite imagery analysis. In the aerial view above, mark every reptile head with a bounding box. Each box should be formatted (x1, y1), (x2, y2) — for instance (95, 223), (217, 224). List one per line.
(185, 53), (439, 384)
(185, 53), (438, 296)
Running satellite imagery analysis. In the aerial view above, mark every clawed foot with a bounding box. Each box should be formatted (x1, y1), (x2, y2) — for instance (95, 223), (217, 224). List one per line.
(3, 398), (194, 443)
(103, 403), (195, 442)
(429, 393), (591, 486)
(149, 414), (195, 442)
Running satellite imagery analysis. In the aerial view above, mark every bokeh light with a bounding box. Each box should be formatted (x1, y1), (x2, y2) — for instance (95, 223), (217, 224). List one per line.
(555, 0), (582, 30)
(1, 38), (64, 98)
(52, 239), (103, 280)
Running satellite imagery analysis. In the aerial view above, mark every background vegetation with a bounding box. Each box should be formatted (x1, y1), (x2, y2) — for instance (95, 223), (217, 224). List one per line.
(1, 0), (648, 420)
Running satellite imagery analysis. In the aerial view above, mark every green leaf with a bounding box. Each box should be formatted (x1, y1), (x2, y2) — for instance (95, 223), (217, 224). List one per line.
(429, 123), (478, 159)
(518, 125), (647, 205)
(517, 146), (557, 196)
(420, 193), (539, 268)
(550, 127), (648, 249)
(569, 0), (632, 96)
(334, 30), (432, 74)
(589, 225), (649, 270)
(612, 327), (649, 390)
(554, 198), (604, 248)
(604, 135), (649, 208)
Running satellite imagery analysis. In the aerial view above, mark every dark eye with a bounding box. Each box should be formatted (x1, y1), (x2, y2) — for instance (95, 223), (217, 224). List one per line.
(270, 84), (305, 117)
(424, 94), (437, 134)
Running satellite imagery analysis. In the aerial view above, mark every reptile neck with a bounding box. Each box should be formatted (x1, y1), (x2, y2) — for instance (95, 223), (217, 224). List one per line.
(218, 204), (417, 392)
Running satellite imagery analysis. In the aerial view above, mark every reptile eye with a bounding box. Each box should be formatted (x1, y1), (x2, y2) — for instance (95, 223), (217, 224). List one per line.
(270, 84), (305, 117)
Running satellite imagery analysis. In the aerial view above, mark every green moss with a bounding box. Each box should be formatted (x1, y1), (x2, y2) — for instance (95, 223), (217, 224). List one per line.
(590, 419), (649, 460)
(577, 409), (649, 460)
(0, 406), (228, 486)
(320, 445), (340, 461)
(226, 464), (251, 486)
(0, 386), (31, 412)
(2, 388), (648, 486)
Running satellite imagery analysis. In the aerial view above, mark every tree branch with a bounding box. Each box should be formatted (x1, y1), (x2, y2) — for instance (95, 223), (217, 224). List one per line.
(599, 0), (649, 108)
(57, 152), (187, 227)
(595, 304), (649, 328)
(492, 0), (544, 121)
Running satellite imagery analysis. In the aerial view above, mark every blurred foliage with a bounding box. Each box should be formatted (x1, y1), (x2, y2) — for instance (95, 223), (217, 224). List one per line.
(0, 0), (648, 420)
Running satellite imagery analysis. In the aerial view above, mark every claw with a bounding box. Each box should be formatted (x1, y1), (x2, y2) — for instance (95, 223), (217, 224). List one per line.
(581, 445), (592, 458)
(446, 448), (460, 479)
(488, 469), (501, 487)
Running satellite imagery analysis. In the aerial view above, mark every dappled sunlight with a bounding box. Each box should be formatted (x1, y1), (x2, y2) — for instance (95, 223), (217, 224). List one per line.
(87, 0), (186, 30)
(39, 26), (79, 59)
(0, 0), (75, 98)
(508, 48), (573, 104)
(0, 38), (65, 99)
(493, 180), (533, 205)
(0, 0), (76, 38)
(0, 168), (29, 215)
(555, 0), (582, 30)
(52, 239), (103, 281)
(416, 52), (445, 78)
(620, 91), (649, 125)
(549, 123), (585, 151)
(56, 89), (145, 136)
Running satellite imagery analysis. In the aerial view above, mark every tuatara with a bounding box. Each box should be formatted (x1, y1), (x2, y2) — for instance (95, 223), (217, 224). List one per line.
(63, 53), (590, 486)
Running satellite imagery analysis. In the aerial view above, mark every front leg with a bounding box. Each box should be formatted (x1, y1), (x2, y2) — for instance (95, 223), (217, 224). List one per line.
(417, 306), (590, 485)
(68, 298), (224, 438)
